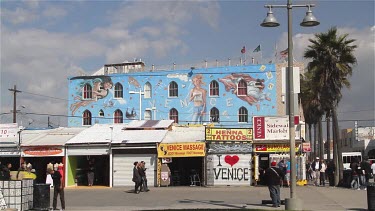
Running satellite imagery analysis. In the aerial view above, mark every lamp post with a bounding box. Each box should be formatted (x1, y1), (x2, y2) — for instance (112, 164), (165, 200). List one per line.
(129, 88), (144, 120)
(261, 1), (319, 210)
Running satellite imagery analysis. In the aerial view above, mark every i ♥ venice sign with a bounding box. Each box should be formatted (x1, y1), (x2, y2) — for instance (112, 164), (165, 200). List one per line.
(253, 116), (300, 141)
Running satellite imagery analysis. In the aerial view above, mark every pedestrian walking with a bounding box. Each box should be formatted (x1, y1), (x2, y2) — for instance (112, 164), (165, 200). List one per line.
(350, 158), (360, 190)
(132, 162), (142, 194)
(326, 160), (335, 186)
(320, 160), (327, 186)
(140, 161), (150, 192)
(264, 161), (285, 208)
(306, 161), (313, 181)
(311, 157), (322, 186)
(49, 168), (65, 210)
(360, 158), (371, 189)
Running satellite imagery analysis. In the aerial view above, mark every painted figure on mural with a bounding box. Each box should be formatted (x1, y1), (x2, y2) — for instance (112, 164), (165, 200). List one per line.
(189, 74), (207, 124)
(70, 76), (113, 115)
(218, 73), (271, 111)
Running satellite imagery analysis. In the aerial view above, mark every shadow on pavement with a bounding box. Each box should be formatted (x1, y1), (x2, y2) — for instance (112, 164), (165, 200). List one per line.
(177, 199), (248, 209)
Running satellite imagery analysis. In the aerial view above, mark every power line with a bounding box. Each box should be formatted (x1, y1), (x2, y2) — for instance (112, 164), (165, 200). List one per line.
(21, 91), (69, 101)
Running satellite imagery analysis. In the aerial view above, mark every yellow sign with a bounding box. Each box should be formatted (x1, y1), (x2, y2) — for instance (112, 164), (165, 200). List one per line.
(158, 143), (206, 158)
(254, 144), (300, 153)
(205, 128), (253, 141)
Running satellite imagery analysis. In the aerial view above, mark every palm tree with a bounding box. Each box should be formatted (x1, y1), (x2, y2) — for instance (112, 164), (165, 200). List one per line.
(300, 72), (323, 159)
(304, 27), (357, 185)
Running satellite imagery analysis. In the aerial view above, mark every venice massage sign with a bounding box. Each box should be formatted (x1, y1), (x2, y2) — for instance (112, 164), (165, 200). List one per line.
(205, 128), (253, 142)
(158, 143), (206, 158)
(253, 116), (300, 140)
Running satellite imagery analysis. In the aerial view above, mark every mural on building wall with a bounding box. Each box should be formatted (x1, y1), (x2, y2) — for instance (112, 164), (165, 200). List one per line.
(189, 74), (207, 124)
(70, 76), (114, 115)
(218, 72), (271, 111)
(68, 64), (277, 127)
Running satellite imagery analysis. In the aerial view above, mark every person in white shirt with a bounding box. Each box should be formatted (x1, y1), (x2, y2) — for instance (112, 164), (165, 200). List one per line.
(371, 162), (375, 182)
(320, 160), (327, 186)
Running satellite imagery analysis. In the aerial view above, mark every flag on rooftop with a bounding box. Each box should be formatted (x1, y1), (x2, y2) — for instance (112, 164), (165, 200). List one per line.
(280, 48), (288, 58)
(241, 46), (246, 54)
(253, 45), (261, 53)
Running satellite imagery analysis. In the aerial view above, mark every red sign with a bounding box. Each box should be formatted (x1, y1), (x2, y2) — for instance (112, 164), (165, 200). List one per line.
(253, 117), (265, 139)
(23, 146), (63, 156)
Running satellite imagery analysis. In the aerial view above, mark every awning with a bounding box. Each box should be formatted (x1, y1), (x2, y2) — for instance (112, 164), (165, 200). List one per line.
(162, 126), (205, 143)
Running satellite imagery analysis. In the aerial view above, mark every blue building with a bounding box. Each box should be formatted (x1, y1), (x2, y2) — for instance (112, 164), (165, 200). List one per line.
(67, 61), (281, 127)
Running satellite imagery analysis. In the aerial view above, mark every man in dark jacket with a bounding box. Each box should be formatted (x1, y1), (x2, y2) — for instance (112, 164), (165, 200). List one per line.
(264, 161), (285, 208)
(132, 162), (142, 194)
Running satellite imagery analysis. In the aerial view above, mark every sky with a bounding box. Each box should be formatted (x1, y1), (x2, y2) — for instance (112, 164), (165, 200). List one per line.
(0, 0), (374, 131)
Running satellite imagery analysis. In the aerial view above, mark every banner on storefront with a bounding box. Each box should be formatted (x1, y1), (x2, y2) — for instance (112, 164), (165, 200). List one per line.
(22, 146), (64, 157)
(158, 143), (206, 158)
(205, 128), (253, 142)
(253, 116), (300, 141)
(254, 143), (300, 153)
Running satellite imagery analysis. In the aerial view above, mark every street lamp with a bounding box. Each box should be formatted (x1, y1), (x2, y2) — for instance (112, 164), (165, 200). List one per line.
(261, 1), (319, 210)
(129, 88), (144, 120)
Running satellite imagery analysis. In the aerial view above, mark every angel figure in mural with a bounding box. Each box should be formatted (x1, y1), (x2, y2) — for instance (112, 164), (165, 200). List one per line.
(70, 76), (113, 115)
(189, 74), (207, 124)
(218, 73), (271, 111)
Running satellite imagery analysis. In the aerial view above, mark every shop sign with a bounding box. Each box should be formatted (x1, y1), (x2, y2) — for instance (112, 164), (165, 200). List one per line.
(207, 154), (251, 186)
(158, 143), (205, 158)
(22, 146), (63, 156)
(253, 116), (300, 141)
(205, 128), (253, 142)
(254, 143), (300, 152)
(0, 147), (19, 156)
(302, 143), (311, 152)
(0, 123), (18, 140)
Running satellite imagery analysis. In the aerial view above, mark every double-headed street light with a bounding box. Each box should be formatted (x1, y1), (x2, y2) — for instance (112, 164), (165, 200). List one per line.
(129, 88), (144, 120)
(261, 1), (319, 210)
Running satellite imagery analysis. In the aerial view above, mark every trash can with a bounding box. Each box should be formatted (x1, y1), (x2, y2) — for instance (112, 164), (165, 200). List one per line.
(33, 183), (50, 210)
(368, 183), (375, 211)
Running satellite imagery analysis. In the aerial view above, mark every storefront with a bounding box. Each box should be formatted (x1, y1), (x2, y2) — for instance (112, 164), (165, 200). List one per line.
(205, 127), (253, 186)
(157, 126), (206, 187)
(20, 127), (85, 184)
(65, 124), (114, 187)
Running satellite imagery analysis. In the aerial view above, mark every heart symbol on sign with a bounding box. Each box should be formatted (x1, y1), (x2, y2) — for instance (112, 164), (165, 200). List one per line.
(224, 155), (239, 167)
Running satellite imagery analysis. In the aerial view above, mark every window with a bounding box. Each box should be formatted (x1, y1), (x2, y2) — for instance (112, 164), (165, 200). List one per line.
(83, 110), (92, 125)
(114, 109), (123, 123)
(144, 110), (151, 120)
(144, 82), (152, 98)
(237, 79), (247, 96)
(83, 84), (92, 99)
(114, 83), (123, 98)
(169, 108), (178, 123)
(99, 109), (104, 117)
(238, 107), (248, 123)
(169, 81), (178, 97)
(210, 80), (219, 96)
(210, 107), (220, 123)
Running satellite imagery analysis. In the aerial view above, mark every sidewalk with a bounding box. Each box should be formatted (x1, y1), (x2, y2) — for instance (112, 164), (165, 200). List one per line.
(55, 185), (368, 211)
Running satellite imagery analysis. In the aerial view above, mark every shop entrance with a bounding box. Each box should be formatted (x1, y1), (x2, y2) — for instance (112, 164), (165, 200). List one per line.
(73, 155), (109, 186)
(167, 157), (203, 186)
(22, 157), (63, 184)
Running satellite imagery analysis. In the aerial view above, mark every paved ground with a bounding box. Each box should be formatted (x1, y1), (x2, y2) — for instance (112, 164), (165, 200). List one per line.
(46, 184), (371, 211)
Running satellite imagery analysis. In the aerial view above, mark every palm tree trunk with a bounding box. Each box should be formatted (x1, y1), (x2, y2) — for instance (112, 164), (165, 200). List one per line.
(314, 123), (317, 159)
(326, 117), (331, 161)
(309, 124), (312, 160)
(332, 108), (341, 185)
(318, 118), (324, 160)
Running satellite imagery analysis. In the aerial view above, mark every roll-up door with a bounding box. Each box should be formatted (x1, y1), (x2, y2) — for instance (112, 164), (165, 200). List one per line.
(113, 154), (156, 187)
(207, 154), (252, 186)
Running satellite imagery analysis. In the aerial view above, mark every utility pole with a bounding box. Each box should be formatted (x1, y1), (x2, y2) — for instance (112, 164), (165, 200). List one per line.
(8, 85), (22, 123)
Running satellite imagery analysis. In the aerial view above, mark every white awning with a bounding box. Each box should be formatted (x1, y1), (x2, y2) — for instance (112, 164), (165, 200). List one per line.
(162, 126), (205, 143)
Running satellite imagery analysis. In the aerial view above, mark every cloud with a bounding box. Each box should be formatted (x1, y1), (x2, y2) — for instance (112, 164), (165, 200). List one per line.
(1, 7), (38, 24)
(42, 6), (67, 18)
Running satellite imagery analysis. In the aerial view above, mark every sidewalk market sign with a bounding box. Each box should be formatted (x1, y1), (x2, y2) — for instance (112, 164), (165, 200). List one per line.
(0, 123), (18, 140)
(205, 128), (253, 142)
(253, 116), (301, 141)
(158, 142), (205, 158)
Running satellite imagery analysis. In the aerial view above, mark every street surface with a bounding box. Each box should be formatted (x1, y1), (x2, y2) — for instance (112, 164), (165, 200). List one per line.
(49, 184), (369, 211)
